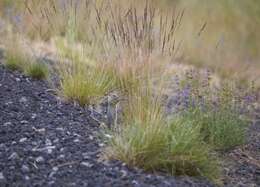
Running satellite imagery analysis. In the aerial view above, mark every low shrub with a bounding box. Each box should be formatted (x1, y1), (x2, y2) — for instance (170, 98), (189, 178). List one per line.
(169, 71), (255, 150)
(182, 108), (247, 151)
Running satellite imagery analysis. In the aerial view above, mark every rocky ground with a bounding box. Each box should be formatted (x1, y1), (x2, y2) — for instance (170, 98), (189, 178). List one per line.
(0, 58), (259, 186)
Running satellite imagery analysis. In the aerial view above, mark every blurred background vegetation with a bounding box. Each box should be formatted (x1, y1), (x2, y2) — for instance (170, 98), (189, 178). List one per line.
(0, 0), (259, 85)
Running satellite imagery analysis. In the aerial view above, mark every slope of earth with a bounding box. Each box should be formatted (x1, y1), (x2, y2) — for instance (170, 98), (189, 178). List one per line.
(0, 58), (259, 186)
(0, 63), (214, 186)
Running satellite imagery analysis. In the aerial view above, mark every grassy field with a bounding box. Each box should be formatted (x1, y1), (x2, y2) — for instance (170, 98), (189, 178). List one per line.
(0, 0), (259, 184)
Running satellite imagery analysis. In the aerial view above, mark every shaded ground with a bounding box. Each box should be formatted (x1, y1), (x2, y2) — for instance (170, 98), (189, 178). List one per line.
(0, 60), (259, 186)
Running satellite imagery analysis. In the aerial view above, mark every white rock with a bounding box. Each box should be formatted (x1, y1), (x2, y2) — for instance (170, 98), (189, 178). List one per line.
(0, 172), (4, 180)
(19, 97), (27, 103)
(52, 167), (59, 172)
(20, 120), (29, 124)
(19, 137), (27, 143)
(45, 139), (52, 146)
(3, 122), (12, 126)
(31, 113), (37, 119)
(36, 156), (45, 163)
(15, 78), (21, 82)
(8, 152), (19, 160)
(21, 165), (30, 173)
(80, 162), (93, 168)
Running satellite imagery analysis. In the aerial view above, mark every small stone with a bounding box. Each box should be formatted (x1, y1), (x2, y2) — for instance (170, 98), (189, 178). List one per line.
(104, 134), (113, 139)
(56, 127), (64, 131)
(132, 180), (139, 186)
(15, 78), (21, 82)
(19, 97), (27, 103)
(19, 137), (27, 143)
(89, 135), (94, 140)
(3, 122), (12, 126)
(25, 176), (30, 180)
(45, 139), (52, 146)
(49, 171), (56, 178)
(20, 120), (29, 124)
(81, 162), (93, 168)
(33, 127), (45, 133)
(52, 167), (59, 172)
(21, 165), (30, 173)
(82, 153), (90, 159)
(0, 172), (4, 180)
(98, 143), (105, 147)
(73, 139), (80, 143)
(58, 154), (65, 160)
(47, 148), (53, 154)
(8, 152), (19, 160)
(121, 170), (128, 178)
(36, 156), (45, 163)
(31, 113), (37, 119)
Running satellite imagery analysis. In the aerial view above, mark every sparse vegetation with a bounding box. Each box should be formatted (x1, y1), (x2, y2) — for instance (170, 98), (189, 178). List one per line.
(0, 0), (258, 185)
(103, 83), (221, 182)
(3, 34), (49, 80)
(25, 62), (48, 80)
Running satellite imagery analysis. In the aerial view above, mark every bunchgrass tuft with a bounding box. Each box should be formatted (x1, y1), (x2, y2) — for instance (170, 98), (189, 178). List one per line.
(5, 54), (24, 71)
(103, 84), (221, 183)
(58, 62), (115, 106)
(25, 62), (48, 80)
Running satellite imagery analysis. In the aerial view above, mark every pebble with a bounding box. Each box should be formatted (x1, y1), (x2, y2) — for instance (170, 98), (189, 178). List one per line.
(0, 172), (4, 180)
(56, 127), (64, 131)
(31, 113), (37, 119)
(89, 135), (94, 140)
(8, 152), (19, 160)
(19, 137), (28, 143)
(45, 139), (52, 146)
(36, 156), (45, 163)
(52, 167), (59, 172)
(20, 120), (29, 124)
(81, 162), (93, 168)
(58, 154), (65, 160)
(3, 122), (12, 126)
(19, 97), (27, 103)
(132, 180), (139, 186)
(15, 78), (21, 82)
(21, 165), (30, 173)
(98, 143), (105, 147)
(33, 127), (45, 133)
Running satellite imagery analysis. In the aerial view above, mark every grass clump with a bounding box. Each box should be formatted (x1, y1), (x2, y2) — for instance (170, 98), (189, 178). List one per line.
(25, 62), (48, 80)
(103, 85), (221, 183)
(104, 118), (220, 182)
(58, 62), (115, 106)
(5, 54), (24, 71)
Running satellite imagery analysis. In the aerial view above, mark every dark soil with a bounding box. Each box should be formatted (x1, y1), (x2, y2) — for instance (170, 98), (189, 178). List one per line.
(0, 60), (259, 187)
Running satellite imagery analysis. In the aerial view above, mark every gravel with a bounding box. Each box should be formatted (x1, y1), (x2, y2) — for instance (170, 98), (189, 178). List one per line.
(0, 62), (259, 187)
